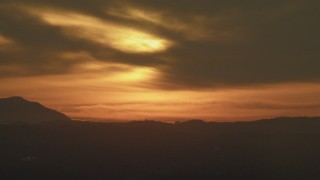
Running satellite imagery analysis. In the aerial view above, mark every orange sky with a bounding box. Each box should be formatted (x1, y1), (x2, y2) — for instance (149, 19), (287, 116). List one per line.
(1, 72), (320, 122)
(1, 1), (320, 122)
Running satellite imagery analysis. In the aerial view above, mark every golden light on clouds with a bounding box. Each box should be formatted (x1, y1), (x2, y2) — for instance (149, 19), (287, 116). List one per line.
(60, 51), (160, 84)
(106, 5), (217, 41)
(26, 8), (173, 53)
(107, 6), (163, 25)
(2, 71), (320, 121)
(0, 34), (20, 52)
(0, 34), (16, 52)
(0, 35), (12, 45)
(109, 67), (158, 83)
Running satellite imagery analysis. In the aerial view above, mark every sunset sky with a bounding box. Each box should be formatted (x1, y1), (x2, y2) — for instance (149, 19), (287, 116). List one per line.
(0, 0), (320, 122)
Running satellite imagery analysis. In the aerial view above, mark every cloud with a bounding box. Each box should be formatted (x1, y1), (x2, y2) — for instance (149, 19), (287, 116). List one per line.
(106, 5), (226, 41)
(0, 34), (20, 53)
(0, 3), (169, 78)
(0, 34), (13, 46)
(24, 7), (173, 54)
(0, 0), (319, 90)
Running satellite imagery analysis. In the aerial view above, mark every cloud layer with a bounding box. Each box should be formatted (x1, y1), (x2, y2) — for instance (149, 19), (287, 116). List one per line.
(1, 0), (319, 89)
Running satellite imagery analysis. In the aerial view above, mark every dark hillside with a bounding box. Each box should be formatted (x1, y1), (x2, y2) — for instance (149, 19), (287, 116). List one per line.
(0, 96), (70, 124)
(1, 117), (320, 179)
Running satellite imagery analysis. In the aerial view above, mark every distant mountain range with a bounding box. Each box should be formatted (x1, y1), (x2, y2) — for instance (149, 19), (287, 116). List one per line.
(0, 96), (71, 124)
(1, 96), (320, 126)
(1, 97), (320, 179)
(1, 111), (320, 179)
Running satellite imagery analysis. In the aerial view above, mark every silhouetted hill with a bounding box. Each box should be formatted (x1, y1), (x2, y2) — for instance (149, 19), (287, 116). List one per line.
(0, 96), (71, 124)
(1, 114), (320, 179)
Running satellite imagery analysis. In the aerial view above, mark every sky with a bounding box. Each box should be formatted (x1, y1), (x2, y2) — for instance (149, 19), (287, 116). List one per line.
(0, 0), (320, 122)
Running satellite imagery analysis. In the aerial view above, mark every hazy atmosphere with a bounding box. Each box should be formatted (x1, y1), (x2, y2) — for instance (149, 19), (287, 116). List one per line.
(1, 0), (320, 121)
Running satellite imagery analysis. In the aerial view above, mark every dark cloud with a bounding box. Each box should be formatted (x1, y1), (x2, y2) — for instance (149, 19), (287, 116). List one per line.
(156, 0), (320, 88)
(0, 0), (319, 89)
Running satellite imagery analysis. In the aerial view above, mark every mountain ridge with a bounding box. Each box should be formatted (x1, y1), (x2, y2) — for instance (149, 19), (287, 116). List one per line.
(0, 96), (71, 124)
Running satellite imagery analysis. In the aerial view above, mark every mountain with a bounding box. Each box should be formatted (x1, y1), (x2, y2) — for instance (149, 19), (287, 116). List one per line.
(0, 96), (71, 124)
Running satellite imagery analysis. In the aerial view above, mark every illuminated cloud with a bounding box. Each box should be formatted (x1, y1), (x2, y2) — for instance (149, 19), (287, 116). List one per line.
(107, 67), (158, 83)
(0, 34), (12, 45)
(106, 5), (224, 41)
(59, 51), (160, 84)
(25, 7), (173, 54)
(0, 34), (17, 52)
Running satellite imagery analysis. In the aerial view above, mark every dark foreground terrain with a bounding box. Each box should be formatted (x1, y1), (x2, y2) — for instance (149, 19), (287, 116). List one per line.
(1, 117), (320, 180)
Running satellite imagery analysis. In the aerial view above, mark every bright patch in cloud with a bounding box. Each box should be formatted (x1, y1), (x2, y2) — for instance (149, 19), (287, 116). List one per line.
(0, 35), (16, 51)
(109, 67), (158, 83)
(26, 8), (173, 54)
(60, 51), (160, 84)
(0, 35), (12, 45)
(107, 6), (219, 41)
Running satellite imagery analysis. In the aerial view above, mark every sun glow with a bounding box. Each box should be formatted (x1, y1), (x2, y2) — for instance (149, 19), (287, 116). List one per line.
(25, 8), (172, 53)
(109, 67), (158, 82)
